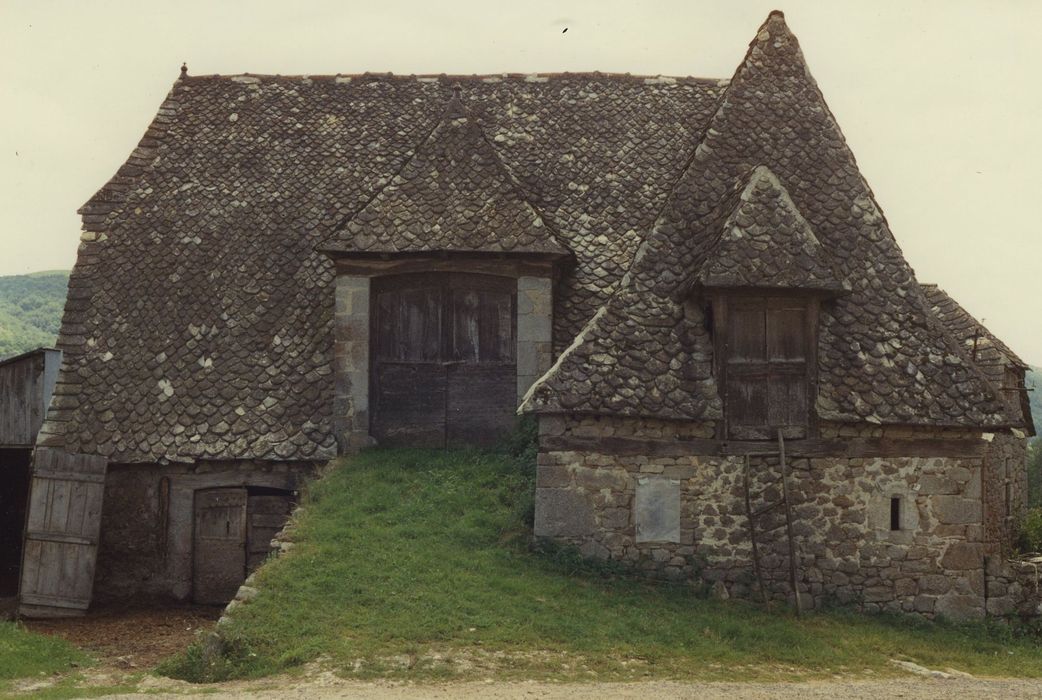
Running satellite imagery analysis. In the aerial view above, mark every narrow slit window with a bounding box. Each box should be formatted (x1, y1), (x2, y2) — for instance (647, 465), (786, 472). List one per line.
(1004, 458), (1013, 518)
(890, 497), (901, 531)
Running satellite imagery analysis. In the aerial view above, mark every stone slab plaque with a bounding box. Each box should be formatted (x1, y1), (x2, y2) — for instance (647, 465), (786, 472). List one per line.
(635, 477), (681, 543)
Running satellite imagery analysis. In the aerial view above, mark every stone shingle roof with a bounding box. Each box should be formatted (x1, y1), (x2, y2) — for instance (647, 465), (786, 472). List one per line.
(693, 165), (847, 293)
(320, 87), (570, 257)
(922, 284), (1032, 433)
(42, 12), (1023, 463)
(523, 12), (1015, 429)
(41, 71), (722, 462)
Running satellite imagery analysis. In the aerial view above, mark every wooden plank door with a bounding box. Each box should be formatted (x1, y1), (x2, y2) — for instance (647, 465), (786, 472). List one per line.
(246, 492), (293, 573)
(371, 273), (519, 448)
(371, 275), (447, 447)
(193, 488), (247, 605)
(18, 448), (107, 618)
(446, 274), (517, 446)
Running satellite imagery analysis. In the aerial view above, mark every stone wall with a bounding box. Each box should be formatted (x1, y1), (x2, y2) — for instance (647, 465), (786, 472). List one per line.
(982, 432), (1028, 557)
(985, 555), (1042, 619)
(516, 276), (554, 402)
(533, 415), (1022, 620)
(95, 459), (319, 602)
(334, 274), (371, 453)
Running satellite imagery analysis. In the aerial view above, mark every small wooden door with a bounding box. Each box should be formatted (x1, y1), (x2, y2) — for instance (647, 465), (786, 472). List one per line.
(371, 273), (517, 447)
(193, 488), (247, 605)
(18, 448), (107, 618)
(246, 492), (293, 572)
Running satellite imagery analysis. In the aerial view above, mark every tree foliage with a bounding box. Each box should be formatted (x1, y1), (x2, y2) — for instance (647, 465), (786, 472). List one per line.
(0, 270), (69, 360)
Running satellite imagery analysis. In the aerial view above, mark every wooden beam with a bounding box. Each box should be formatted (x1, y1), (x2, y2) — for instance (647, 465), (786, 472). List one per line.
(539, 435), (986, 459)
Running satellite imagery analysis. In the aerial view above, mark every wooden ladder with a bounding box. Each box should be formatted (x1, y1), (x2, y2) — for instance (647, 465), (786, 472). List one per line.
(742, 430), (802, 616)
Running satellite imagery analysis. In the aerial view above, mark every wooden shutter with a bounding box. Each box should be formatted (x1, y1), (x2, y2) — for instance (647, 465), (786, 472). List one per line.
(723, 296), (813, 440)
(18, 448), (107, 618)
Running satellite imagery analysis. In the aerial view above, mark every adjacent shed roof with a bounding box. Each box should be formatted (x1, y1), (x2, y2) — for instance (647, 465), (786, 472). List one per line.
(922, 284), (1033, 434)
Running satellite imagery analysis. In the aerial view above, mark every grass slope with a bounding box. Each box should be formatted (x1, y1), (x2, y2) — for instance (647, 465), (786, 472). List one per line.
(164, 446), (1042, 683)
(0, 270), (69, 360)
(0, 622), (90, 693)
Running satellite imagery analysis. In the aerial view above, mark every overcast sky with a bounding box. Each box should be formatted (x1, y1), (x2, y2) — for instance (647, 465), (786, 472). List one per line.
(2, 0), (1040, 364)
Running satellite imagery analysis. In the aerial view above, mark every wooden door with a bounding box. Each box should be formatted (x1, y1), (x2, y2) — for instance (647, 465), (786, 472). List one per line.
(445, 277), (517, 446)
(18, 448), (107, 618)
(193, 488), (247, 605)
(371, 273), (517, 447)
(724, 296), (810, 440)
(372, 274), (447, 447)
(246, 492), (293, 572)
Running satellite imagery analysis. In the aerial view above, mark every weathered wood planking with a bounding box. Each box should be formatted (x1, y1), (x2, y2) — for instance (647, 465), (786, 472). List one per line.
(0, 349), (61, 448)
(540, 435), (987, 459)
(193, 488), (248, 605)
(246, 493), (294, 572)
(722, 296), (810, 440)
(371, 273), (518, 447)
(18, 447), (107, 618)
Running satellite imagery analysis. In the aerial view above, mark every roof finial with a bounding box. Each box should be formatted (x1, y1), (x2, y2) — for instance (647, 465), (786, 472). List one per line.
(443, 81), (467, 118)
(180, 62), (188, 80)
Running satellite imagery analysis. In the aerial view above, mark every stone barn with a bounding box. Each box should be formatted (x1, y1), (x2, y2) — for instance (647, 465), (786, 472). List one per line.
(22, 11), (1034, 619)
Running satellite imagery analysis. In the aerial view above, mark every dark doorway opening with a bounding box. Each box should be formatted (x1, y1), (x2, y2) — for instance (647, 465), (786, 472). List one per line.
(0, 448), (32, 597)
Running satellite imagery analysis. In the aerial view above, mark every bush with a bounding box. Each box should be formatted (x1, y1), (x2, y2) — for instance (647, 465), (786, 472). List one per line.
(1019, 507), (1042, 554)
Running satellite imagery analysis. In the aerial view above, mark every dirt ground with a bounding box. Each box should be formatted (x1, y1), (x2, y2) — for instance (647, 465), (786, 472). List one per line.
(96, 677), (1042, 700)
(12, 607), (1042, 699)
(24, 604), (220, 669)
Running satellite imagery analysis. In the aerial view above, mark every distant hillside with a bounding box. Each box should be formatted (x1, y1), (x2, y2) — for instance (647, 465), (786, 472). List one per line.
(0, 271), (69, 360)
(1028, 366), (1042, 438)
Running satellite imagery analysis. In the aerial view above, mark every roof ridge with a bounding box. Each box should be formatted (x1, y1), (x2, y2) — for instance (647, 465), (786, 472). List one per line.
(177, 71), (726, 85)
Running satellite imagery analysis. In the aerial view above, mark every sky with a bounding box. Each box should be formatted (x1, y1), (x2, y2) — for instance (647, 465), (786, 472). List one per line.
(1, 0), (1040, 364)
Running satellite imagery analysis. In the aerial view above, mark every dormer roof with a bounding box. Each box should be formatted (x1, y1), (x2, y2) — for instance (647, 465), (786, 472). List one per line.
(320, 85), (570, 258)
(694, 165), (847, 294)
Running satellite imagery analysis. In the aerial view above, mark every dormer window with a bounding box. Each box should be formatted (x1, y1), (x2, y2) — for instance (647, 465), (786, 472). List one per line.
(714, 294), (819, 440)
(693, 166), (847, 441)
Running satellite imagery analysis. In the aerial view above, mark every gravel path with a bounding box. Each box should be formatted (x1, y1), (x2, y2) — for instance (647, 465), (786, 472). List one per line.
(93, 676), (1042, 700)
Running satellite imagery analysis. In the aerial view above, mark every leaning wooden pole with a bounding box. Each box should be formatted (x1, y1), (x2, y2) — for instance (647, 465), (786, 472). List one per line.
(778, 430), (802, 618)
(742, 455), (770, 606)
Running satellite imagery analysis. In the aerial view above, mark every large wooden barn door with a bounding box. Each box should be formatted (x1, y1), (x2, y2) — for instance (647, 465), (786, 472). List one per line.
(18, 448), (107, 618)
(445, 276), (517, 446)
(372, 274), (447, 447)
(372, 273), (517, 447)
(193, 488), (247, 605)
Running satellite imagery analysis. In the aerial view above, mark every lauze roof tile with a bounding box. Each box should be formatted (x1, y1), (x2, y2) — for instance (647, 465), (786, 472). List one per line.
(42, 12), (1022, 463)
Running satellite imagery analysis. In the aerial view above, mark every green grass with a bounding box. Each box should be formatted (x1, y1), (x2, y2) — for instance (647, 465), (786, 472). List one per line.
(0, 622), (91, 695)
(161, 444), (1042, 683)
